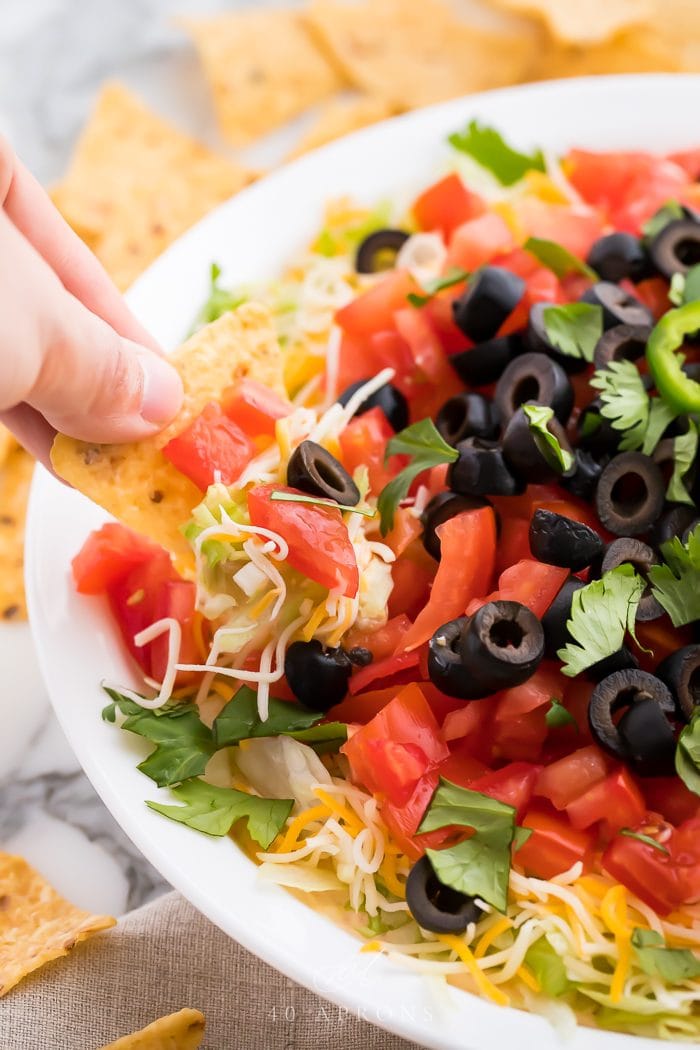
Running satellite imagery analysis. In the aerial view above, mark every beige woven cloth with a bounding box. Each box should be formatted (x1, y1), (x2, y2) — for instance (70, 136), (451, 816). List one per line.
(1, 892), (422, 1049)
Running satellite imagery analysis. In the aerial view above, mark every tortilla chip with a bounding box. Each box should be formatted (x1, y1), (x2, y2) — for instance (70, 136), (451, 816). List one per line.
(181, 10), (341, 146)
(51, 305), (284, 575)
(533, 26), (682, 78)
(488, 0), (652, 45)
(100, 1009), (205, 1049)
(0, 425), (16, 470)
(647, 0), (700, 71)
(0, 852), (115, 996)
(303, 0), (536, 109)
(51, 83), (254, 290)
(0, 447), (34, 622)
(288, 94), (396, 159)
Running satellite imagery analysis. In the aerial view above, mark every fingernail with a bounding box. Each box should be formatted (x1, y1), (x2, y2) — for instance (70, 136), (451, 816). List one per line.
(139, 352), (184, 425)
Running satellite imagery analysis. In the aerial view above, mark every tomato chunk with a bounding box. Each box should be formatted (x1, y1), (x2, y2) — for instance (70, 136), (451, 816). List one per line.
(336, 270), (418, 338)
(535, 745), (609, 810)
(516, 807), (594, 879)
(412, 173), (485, 240)
(339, 407), (404, 497)
(470, 762), (542, 821)
(603, 817), (700, 914)
(565, 766), (646, 832)
(162, 402), (254, 490)
(222, 379), (291, 437)
(468, 559), (567, 619)
(72, 523), (162, 596)
(446, 212), (514, 271)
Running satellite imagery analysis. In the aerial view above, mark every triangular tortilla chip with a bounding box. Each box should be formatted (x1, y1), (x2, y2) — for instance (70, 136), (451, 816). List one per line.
(489, 0), (652, 45)
(99, 1008), (205, 1049)
(288, 94), (396, 159)
(51, 305), (284, 575)
(0, 446), (34, 621)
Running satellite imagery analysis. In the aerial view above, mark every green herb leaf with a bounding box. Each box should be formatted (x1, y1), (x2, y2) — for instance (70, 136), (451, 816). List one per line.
(448, 120), (545, 186)
(147, 779), (293, 847)
(590, 360), (649, 451)
(667, 420), (698, 505)
(619, 828), (670, 854)
(669, 272), (686, 307)
(649, 524), (700, 627)
(545, 696), (578, 729)
(103, 688), (215, 788)
(377, 419), (458, 533)
(641, 201), (685, 242)
(543, 303), (603, 363)
(407, 267), (470, 308)
(513, 826), (533, 850)
(643, 397), (678, 456)
(269, 490), (376, 517)
(524, 937), (572, 997)
(522, 404), (574, 473)
(557, 564), (645, 677)
(190, 262), (246, 332)
(524, 236), (598, 280)
(631, 927), (700, 982)
(420, 778), (516, 912)
(683, 264), (700, 304)
(213, 686), (347, 753)
(676, 711), (700, 797)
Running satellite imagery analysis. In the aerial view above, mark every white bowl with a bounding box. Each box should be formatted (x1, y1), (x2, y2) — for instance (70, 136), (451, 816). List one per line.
(27, 75), (700, 1050)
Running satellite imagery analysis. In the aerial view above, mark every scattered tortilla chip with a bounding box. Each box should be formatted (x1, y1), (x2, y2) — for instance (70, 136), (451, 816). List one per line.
(0, 447), (34, 622)
(100, 1008), (205, 1050)
(51, 83), (254, 289)
(0, 852), (115, 996)
(181, 9), (341, 146)
(51, 305), (284, 575)
(488, 0), (652, 45)
(533, 26), (682, 78)
(647, 0), (700, 71)
(288, 94), (396, 159)
(303, 0), (535, 109)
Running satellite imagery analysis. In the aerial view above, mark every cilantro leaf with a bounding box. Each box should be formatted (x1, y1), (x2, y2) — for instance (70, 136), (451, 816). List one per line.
(666, 419), (698, 505)
(524, 937), (572, 997)
(190, 262), (246, 332)
(631, 928), (700, 982)
(684, 264), (700, 304)
(545, 696), (578, 729)
(669, 272), (686, 307)
(377, 419), (458, 533)
(213, 686), (347, 753)
(522, 404), (574, 473)
(641, 201), (685, 242)
(590, 360), (649, 451)
(407, 267), (469, 308)
(543, 303), (603, 363)
(419, 778), (516, 912)
(619, 828), (669, 854)
(147, 779), (293, 848)
(448, 120), (545, 186)
(643, 397), (678, 456)
(524, 237), (598, 280)
(649, 524), (700, 627)
(513, 826), (533, 850)
(103, 688), (215, 788)
(269, 490), (376, 517)
(558, 564), (645, 677)
(676, 711), (700, 797)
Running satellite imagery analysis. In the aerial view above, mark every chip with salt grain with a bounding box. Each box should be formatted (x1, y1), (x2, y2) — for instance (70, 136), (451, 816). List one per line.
(51, 83), (253, 290)
(0, 447), (34, 622)
(0, 852), (115, 996)
(488, 0), (653, 45)
(181, 9), (341, 146)
(99, 1008), (205, 1050)
(304, 0), (535, 109)
(288, 94), (396, 159)
(51, 305), (284, 576)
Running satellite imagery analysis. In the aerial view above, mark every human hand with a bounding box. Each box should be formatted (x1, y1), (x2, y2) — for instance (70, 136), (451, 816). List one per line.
(0, 138), (184, 468)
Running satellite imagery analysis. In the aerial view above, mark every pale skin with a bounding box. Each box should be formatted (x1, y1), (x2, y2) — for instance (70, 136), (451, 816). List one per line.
(0, 138), (184, 468)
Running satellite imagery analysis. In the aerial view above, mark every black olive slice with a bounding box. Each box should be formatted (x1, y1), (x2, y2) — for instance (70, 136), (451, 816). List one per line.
(458, 601), (544, 697)
(421, 492), (490, 561)
(656, 644), (700, 721)
(599, 537), (663, 622)
(586, 646), (640, 683)
(588, 669), (675, 771)
(617, 699), (677, 777)
(354, 228), (410, 274)
(586, 232), (650, 283)
(541, 576), (584, 657)
(501, 405), (575, 484)
(525, 301), (588, 375)
(451, 266), (525, 342)
(648, 218), (700, 279)
(592, 324), (650, 372)
(406, 856), (483, 934)
(337, 378), (409, 433)
(428, 617), (474, 699)
(649, 504), (699, 549)
(347, 646), (373, 667)
(576, 399), (620, 459)
(448, 439), (523, 498)
(494, 352), (574, 425)
(595, 452), (665, 536)
(580, 282), (653, 330)
(436, 392), (499, 447)
(287, 440), (360, 505)
(451, 334), (524, 387)
(284, 640), (352, 710)
(560, 449), (607, 501)
(529, 509), (603, 571)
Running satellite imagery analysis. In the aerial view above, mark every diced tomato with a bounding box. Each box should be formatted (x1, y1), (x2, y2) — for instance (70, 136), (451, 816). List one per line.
(495, 517), (531, 575)
(388, 554), (435, 623)
(446, 212), (514, 271)
(221, 379), (291, 437)
(393, 308), (463, 420)
(381, 771), (446, 859)
(565, 766), (645, 833)
(491, 664), (565, 763)
(247, 484), (358, 597)
(339, 407), (404, 497)
(419, 681), (473, 724)
(348, 650), (421, 694)
(424, 292), (470, 354)
(336, 269), (418, 338)
(412, 173), (485, 240)
(516, 806), (594, 878)
(535, 745), (609, 810)
(148, 577), (200, 682)
(385, 508), (423, 558)
(470, 762), (542, 821)
(643, 777), (700, 826)
(603, 817), (700, 914)
(400, 506), (497, 652)
(346, 614), (412, 663)
(634, 277), (671, 321)
(669, 148), (700, 179)
(513, 197), (605, 258)
(327, 686), (399, 724)
(498, 266), (563, 336)
(437, 739), (489, 789)
(162, 402), (254, 490)
(72, 523), (162, 596)
(468, 559), (567, 619)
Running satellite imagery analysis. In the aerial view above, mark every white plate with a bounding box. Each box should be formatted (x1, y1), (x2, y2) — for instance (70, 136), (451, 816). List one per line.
(27, 75), (700, 1050)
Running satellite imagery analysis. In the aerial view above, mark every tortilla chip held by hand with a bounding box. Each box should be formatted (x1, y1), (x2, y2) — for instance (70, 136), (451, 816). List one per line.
(51, 305), (284, 576)
(99, 1008), (205, 1050)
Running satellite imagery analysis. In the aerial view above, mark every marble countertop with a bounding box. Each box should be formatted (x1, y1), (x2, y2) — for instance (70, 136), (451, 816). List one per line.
(0, 0), (286, 918)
